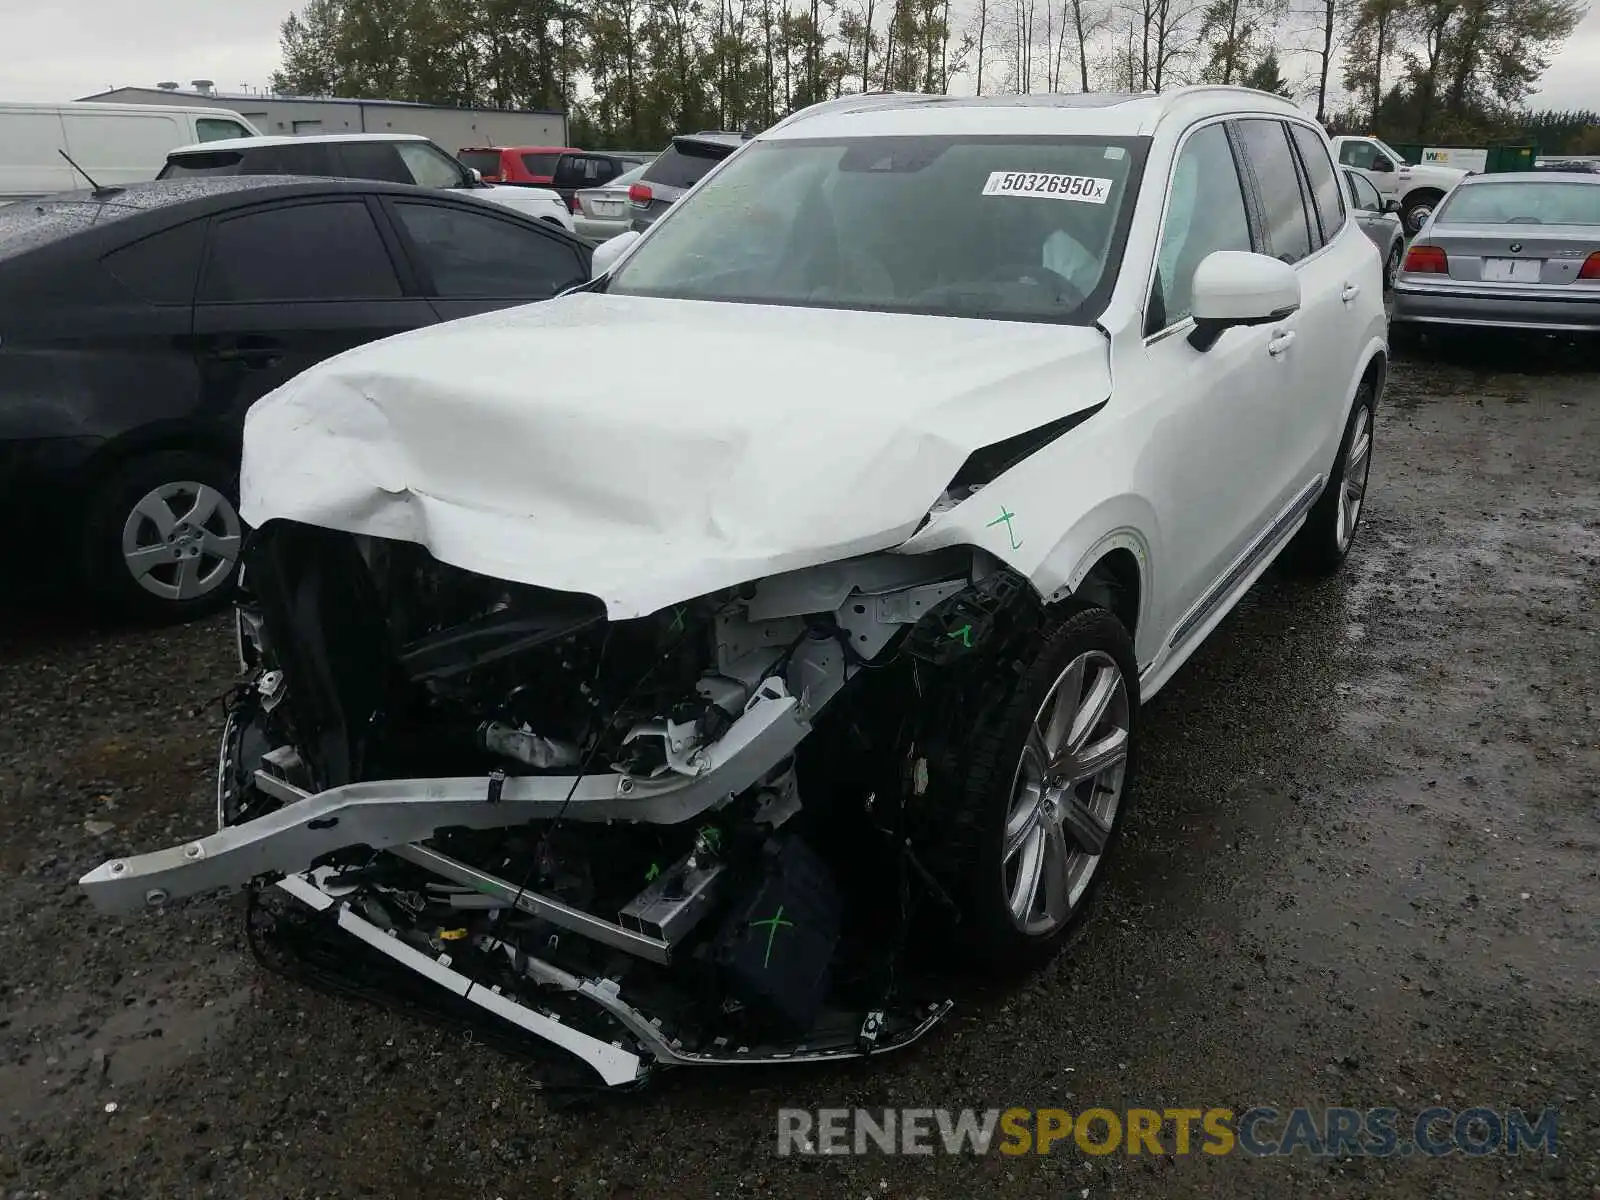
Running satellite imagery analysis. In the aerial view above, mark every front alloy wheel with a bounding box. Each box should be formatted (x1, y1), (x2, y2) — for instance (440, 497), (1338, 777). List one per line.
(1002, 649), (1131, 935)
(932, 603), (1140, 970)
(121, 481), (242, 604)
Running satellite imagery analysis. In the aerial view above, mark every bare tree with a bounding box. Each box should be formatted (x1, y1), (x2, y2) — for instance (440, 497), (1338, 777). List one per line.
(973, 0), (989, 90)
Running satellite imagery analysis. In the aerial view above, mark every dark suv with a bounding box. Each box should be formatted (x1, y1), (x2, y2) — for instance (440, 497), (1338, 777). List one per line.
(628, 132), (747, 232)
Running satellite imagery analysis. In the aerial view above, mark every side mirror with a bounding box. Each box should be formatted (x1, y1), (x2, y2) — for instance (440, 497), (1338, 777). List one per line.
(1382, 197), (1402, 215)
(591, 229), (641, 276)
(1371, 156), (1394, 173)
(1188, 251), (1301, 352)
(466, 167), (485, 186)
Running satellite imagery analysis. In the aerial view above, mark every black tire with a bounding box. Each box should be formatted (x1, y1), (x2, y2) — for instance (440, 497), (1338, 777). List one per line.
(1283, 382), (1376, 577)
(80, 449), (243, 623)
(1401, 190), (1441, 236)
(932, 603), (1140, 972)
(1383, 240), (1403, 291)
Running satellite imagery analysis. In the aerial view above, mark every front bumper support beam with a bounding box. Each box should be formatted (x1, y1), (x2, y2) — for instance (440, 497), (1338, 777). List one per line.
(79, 688), (809, 916)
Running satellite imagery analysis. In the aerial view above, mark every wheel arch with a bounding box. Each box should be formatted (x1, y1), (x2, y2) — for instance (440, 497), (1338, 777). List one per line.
(1028, 499), (1158, 665)
(82, 421), (239, 484)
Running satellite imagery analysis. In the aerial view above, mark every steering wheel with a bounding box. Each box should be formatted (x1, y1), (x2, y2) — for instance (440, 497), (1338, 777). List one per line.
(916, 261), (1086, 307)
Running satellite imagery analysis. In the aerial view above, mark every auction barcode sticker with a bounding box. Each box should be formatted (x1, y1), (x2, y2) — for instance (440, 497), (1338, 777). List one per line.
(981, 171), (1112, 203)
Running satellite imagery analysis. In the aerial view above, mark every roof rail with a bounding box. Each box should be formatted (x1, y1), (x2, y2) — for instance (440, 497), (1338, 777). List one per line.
(767, 90), (939, 133)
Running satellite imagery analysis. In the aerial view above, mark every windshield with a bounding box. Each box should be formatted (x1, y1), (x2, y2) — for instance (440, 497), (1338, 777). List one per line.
(1438, 181), (1600, 226)
(608, 134), (1146, 324)
(1377, 140), (1409, 167)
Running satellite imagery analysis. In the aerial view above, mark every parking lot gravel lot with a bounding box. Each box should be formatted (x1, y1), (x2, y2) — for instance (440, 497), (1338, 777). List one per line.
(1, 338), (1596, 1200)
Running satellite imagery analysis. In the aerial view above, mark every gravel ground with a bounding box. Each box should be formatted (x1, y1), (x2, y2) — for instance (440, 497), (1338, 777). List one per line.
(1, 338), (1597, 1199)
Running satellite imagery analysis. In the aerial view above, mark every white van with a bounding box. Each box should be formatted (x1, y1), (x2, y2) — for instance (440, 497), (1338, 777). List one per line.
(0, 101), (261, 203)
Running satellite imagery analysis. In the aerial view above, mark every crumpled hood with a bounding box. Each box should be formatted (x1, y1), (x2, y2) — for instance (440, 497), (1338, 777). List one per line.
(241, 293), (1110, 618)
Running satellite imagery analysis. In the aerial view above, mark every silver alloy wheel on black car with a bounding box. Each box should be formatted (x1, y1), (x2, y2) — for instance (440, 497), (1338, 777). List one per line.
(1001, 648), (1131, 935)
(1336, 404), (1373, 553)
(120, 480), (243, 603)
(1385, 241), (1403, 290)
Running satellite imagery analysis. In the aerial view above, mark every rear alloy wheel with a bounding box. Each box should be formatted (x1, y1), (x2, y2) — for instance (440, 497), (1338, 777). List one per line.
(83, 451), (243, 622)
(1284, 384), (1376, 576)
(936, 604), (1139, 970)
(1384, 240), (1403, 290)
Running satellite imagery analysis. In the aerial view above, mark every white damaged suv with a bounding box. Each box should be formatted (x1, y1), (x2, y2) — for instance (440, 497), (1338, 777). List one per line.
(84, 87), (1388, 1090)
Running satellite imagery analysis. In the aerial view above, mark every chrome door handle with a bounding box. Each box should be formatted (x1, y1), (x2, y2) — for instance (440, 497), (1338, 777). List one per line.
(1342, 283), (1361, 303)
(1267, 330), (1297, 357)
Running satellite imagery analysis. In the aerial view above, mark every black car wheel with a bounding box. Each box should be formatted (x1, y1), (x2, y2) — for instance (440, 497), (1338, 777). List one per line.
(82, 450), (243, 622)
(931, 603), (1140, 971)
(1284, 381), (1376, 577)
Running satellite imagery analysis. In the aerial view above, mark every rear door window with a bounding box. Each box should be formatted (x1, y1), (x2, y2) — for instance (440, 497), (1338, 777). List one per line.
(199, 200), (403, 302)
(391, 200), (588, 298)
(1289, 123), (1346, 243)
(238, 141), (338, 177)
(640, 143), (730, 190)
(1236, 119), (1314, 263)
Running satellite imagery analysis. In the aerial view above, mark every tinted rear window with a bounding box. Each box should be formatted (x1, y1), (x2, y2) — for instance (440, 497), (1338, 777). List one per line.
(458, 150), (503, 175)
(1439, 181), (1600, 226)
(552, 155), (617, 189)
(520, 153), (561, 176)
(640, 143), (732, 190)
(159, 152), (243, 179)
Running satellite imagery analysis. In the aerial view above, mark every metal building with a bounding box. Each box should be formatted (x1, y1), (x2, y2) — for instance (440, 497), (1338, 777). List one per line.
(80, 86), (569, 152)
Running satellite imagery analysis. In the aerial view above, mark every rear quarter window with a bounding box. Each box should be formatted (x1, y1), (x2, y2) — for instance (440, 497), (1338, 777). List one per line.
(101, 221), (206, 304)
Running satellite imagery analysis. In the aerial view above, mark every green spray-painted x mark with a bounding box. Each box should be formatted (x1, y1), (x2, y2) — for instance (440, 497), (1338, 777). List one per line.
(947, 623), (974, 648)
(751, 905), (794, 968)
(986, 506), (1023, 550)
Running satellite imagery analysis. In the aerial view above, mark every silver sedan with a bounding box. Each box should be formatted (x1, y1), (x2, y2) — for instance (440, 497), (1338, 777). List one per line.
(572, 161), (651, 244)
(1391, 171), (1600, 340)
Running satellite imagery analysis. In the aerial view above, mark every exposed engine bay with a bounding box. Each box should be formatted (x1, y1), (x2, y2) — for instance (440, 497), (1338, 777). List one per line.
(81, 521), (1058, 1089)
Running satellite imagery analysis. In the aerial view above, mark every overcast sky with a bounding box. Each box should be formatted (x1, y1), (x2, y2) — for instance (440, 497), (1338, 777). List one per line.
(1, 0), (1597, 112)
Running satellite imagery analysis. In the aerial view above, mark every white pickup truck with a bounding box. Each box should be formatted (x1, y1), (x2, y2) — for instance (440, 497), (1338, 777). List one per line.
(1331, 135), (1471, 235)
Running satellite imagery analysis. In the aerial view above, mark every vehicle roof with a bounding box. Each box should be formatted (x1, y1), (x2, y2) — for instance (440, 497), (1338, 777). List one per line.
(459, 144), (581, 152)
(167, 132), (435, 155)
(763, 86), (1307, 141)
(1457, 170), (1600, 185)
(0, 175), (486, 261)
(0, 99), (252, 119)
(671, 131), (748, 149)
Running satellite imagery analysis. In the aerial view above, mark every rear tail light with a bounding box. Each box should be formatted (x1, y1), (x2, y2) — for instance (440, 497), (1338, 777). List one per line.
(1579, 252), (1600, 280)
(628, 182), (653, 208)
(568, 193), (582, 213)
(1403, 244), (1448, 274)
